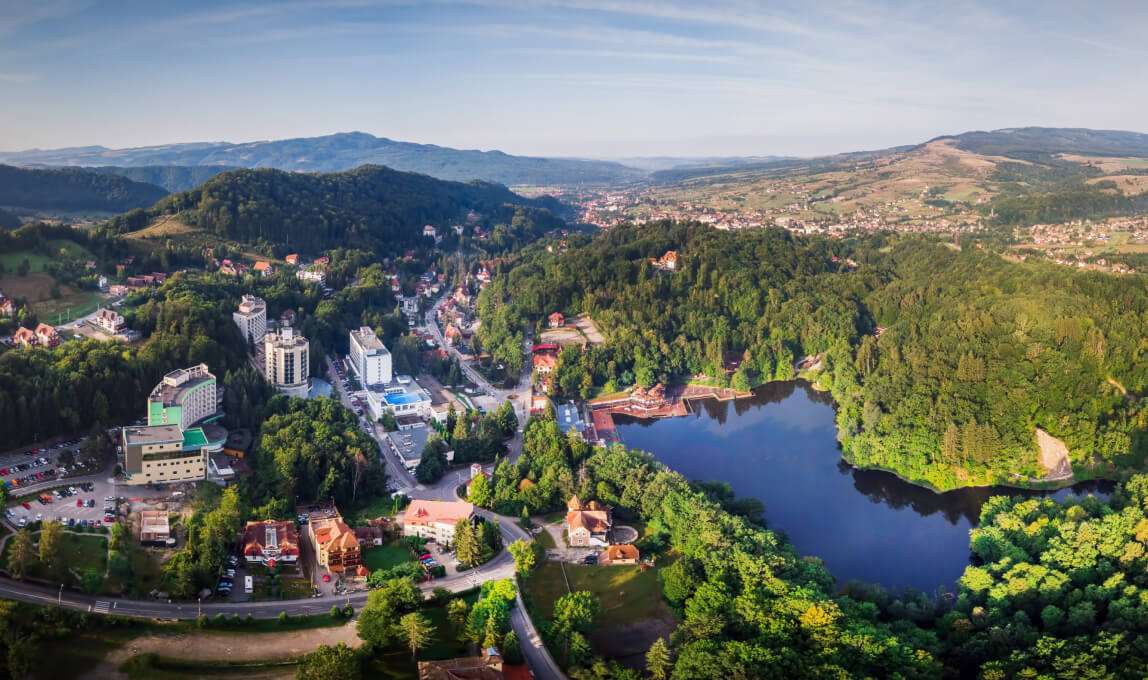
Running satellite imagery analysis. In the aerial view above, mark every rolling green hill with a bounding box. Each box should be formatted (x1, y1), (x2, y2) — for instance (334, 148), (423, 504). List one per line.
(99, 165), (567, 255)
(84, 165), (238, 192)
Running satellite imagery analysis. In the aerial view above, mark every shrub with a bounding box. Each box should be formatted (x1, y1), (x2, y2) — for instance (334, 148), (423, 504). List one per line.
(331, 605), (342, 619)
(278, 611), (289, 625)
(213, 613), (226, 626)
(342, 603), (354, 618)
(246, 612), (255, 625)
(196, 614), (208, 629)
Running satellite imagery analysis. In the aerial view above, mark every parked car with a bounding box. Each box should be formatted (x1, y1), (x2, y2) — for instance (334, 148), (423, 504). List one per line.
(21, 502), (30, 510)
(584, 554), (598, 565)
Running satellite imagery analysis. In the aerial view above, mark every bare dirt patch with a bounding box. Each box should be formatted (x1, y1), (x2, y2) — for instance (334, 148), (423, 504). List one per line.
(1036, 428), (1073, 480)
(568, 315), (605, 345)
(540, 328), (587, 347)
(80, 620), (362, 680)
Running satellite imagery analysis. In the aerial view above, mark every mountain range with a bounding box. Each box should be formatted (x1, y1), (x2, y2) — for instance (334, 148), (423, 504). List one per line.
(0, 132), (645, 186)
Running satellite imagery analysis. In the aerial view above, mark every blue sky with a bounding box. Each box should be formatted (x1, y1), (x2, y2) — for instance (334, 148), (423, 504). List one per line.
(2, 0), (1147, 157)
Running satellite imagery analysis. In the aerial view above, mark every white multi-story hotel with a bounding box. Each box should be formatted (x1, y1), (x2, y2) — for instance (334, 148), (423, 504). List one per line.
(233, 295), (267, 347)
(265, 326), (310, 398)
(349, 326), (392, 386)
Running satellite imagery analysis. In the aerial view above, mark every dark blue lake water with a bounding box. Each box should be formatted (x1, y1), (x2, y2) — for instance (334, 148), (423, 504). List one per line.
(614, 380), (1113, 592)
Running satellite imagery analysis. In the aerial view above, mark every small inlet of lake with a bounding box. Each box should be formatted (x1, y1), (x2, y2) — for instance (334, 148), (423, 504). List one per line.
(613, 380), (1113, 593)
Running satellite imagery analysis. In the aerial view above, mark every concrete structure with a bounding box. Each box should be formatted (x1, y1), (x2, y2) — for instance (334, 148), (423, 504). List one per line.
(402, 500), (474, 544)
(121, 364), (225, 486)
(363, 377), (432, 421)
(121, 424), (209, 485)
(296, 269), (326, 285)
(242, 520), (300, 565)
(148, 364), (217, 431)
(557, 402), (584, 434)
(385, 424), (444, 471)
(208, 453), (237, 482)
(349, 326), (392, 386)
(264, 325), (310, 398)
(94, 308), (126, 334)
(139, 511), (172, 546)
(232, 295), (267, 347)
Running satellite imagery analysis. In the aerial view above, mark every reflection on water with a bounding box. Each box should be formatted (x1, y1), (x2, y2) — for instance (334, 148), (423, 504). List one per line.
(614, 380), (1113, 591)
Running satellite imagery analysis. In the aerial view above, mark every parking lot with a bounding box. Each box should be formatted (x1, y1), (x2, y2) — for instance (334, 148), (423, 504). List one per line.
(7, 474), (122, 529)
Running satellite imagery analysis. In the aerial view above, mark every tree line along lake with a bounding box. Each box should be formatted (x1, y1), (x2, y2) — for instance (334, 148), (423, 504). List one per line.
(613, 380), (1112, 593)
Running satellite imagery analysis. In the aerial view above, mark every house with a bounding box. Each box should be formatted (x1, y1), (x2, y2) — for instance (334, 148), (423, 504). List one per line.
(314, 256), (330, 266)
(402, 500), (475, 544)
(423, 225), (437, 239)
(354, 517), (389, 547)
(97, 275), (108, 291)
(418, 648), (504, 680)
(12, 327), (37, 347)
(548, 312), (565, 329)
(139, 511), (172, 546)
(605, 544), (640, 565)
(94, 308), (126, 334)
(0, 298), (15, 317)
(533, 352), (558, 375)
(285, 254), (299, 265)
(630, 383), (667, 410)
(307, 508), (362, 573)
(242, 520), (300, 564)
(253, 261), (273, 277)
(565, 496), (612, 547)
(280, 308), (297, 326)
(35, 323), (59, 348)
(651, 250), (678, 271)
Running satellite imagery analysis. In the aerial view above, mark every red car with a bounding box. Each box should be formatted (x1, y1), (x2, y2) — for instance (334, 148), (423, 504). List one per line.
(76, 499), (82, 507)
(21, 502), (30, 509)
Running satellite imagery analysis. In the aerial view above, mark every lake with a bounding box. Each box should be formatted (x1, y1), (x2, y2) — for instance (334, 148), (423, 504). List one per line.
(613, 380), (1112, 592)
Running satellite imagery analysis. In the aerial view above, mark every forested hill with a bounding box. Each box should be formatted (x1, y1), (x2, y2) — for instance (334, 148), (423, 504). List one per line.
(478, 222), (1148, 491)
(85, 165), (237, 192)
(98, 165), (568, 254)
(0, 207), (20, 229)
(940, 126), (1148, 159)
(0, 164), (170, 213)
(0, 132), (645, 186)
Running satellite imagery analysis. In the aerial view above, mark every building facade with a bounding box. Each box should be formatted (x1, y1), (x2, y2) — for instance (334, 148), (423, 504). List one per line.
(264, 326), (310, 398)
(122, 364), (225, 486)
(402, 500), (474, 544)
(95, 308), (126, 334)
(232, 295), (267, 347)
(307, 512), (361, 573)
(349, 326), (392, 386)
(242, 520), (300, 564)
(121, 424), (209, 485)
(149, 364), (217, 431)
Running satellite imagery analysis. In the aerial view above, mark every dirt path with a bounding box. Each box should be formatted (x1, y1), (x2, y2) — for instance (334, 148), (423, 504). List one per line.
(79, 620), (362, 680)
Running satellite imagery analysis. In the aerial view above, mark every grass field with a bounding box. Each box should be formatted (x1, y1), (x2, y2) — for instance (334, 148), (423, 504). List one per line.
(0, 531), (108, 587)
(525, 562), (665, 628)
(0, 244), (104, 323)
(363, 540), (414, 572)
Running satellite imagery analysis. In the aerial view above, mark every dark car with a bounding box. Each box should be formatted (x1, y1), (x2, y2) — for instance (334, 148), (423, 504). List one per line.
(584, 554), (598, 565)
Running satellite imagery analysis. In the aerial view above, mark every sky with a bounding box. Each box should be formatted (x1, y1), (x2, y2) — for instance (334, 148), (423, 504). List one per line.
(2, 0), (1148, 158)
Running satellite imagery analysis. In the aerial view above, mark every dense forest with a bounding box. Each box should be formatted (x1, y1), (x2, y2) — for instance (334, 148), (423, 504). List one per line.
(0, 207), (20, 229)
(0, 165), (169, 213)
(85, 165), (236, 192)
(478, 222), (1148, 490)
(97, 165), (567, 256)
(484, 415), (1148, 679)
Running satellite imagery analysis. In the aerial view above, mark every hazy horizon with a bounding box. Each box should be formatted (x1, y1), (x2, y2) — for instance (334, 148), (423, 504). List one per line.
(3, 1), (1148, 157)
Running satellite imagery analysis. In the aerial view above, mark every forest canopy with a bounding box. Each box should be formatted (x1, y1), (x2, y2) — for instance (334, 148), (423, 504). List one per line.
(478, 222), (1148, 490)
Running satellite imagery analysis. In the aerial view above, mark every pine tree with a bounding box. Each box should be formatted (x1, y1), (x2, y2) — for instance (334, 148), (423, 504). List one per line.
(7, 529), (33, 580)
(646, 637), (671, 680)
